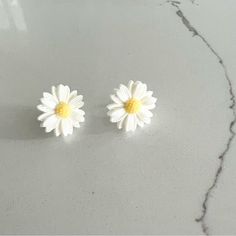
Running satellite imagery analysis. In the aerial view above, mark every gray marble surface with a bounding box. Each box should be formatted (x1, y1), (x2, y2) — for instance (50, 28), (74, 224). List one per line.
(0, 0), (235, 235)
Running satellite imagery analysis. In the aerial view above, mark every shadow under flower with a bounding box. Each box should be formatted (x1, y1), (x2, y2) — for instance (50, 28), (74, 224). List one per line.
(0, 105), (52, 140)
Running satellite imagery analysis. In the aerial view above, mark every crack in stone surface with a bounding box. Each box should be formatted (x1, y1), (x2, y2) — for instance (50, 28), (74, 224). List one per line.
(170, 2), (236, 235)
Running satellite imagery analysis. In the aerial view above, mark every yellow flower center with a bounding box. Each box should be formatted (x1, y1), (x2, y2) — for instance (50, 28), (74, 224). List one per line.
(125, 98), (142, 114)
(55, 102), (72, 118)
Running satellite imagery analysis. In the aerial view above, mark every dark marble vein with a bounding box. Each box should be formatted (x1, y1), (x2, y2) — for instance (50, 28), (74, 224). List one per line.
(170, 2), (236, 235)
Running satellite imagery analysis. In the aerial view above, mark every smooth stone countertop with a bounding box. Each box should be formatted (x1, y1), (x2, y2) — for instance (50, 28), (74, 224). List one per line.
(0, 0), (235, 235)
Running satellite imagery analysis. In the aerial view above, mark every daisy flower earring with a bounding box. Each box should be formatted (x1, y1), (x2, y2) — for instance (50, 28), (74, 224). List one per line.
(37, 84), (85, 136)
(107, 80), (157, 132)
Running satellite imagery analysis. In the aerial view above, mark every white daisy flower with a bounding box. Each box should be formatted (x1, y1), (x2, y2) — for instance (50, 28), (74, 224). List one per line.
(107, 80), (157, 132)
(37, 84), (85, 136)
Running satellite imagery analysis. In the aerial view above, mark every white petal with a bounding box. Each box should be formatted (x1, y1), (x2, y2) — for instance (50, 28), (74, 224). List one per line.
(65, 86), (71, 99)
(117, 115), (127, 129)
(111, 111), (127, 123)
(73, 121), (80, 128)
(42, 115), (58, 133)
(57, 84), (70, 102)
(131, 81), (140, 95)
(136, 116), (144, 128)
(145, 91), (153, 97)
(141, 108), (153, 118)
(116, 86), (130, 102)
(40, 98), (57, 109)
(61, 119), (73, 136)
(70, 95), (84, 108)
(124, 115), (137, 132)
(141, 96), (157, 110)
(108, 108), (126, 121)
(137, 112), (151, 124)
(125, 115), (133, 132)
(47, 119), (60, 133)
(110, 94), (122, 104)
(54, 120), (61, 136)
(37, 112), (53, 121)
(43, 92), (57, 103)
(37, 105), (52, 113)
(51, 86), (59, 102)
(120, 84), (131, 99)
(142, 91), (156, 109)
(68, 90), (77, 102)
(143, 117), (151, 124)
(107, 107), (125, 117)
(72, 108), (85, 116)
(67, 120), (73, 135)
(132, 82), (147, 99)
(128, 80), (134, 92)
(107, 103), (123, 110)
(72, 109), (85, 122)
(42, 114), (57, 127)
(143, 103), (156, 110)
(132, 115), (138, 131)
(141, 96), (157, 105)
